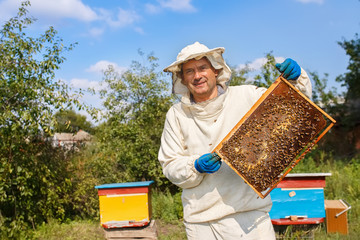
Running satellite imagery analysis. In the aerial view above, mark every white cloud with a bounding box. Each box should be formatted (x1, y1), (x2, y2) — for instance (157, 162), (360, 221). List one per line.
(0, 0), (194, 34)
(134, 27), (145, 35)
(274, 57), (286, 65)
(70, 78), (105, 91)
(115, 8), (139, 27)
(295, 0), (324, 4)
(145, 0), (196, 14)
(0, 0), (98, 22)
(145, 3), (161, 14)
(86, 60), (127, 75)
(238, 57), (285, 71)
(99, 7), (140, 28)
(88, 27), (105, 37)
(158, 0), (196, 12)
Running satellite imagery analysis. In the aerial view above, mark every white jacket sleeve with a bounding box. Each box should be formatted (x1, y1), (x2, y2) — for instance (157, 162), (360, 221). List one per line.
(158, 107), (204, 189)
(288, 68), (312, 99)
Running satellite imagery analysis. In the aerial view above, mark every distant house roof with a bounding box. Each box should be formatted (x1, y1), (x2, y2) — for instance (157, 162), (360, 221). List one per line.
(53, 130), (92, 142)
(73, 130), (92, 141)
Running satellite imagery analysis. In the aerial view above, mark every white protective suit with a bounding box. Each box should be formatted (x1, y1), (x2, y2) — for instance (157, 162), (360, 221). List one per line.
(158, 42), (312, 239)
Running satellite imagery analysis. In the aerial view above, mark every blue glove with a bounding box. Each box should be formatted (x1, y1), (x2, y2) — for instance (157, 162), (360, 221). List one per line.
(275, 58), (301, 80)
(194, 153), (222, 173)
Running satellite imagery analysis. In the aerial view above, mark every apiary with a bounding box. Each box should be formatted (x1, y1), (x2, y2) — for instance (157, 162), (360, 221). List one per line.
(213, 76), (336, 198)
(95, 181), (154, 229)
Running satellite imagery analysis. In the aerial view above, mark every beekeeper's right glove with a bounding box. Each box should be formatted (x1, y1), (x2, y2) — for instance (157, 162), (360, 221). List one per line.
(194, 153), (222, 173)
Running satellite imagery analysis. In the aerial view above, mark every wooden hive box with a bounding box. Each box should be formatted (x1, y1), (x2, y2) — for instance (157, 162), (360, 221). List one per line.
(213, 76), (336, 198)
(325, 199), (351, 235)
(95, 181), (154, 229)
(269, 173), (331, 225)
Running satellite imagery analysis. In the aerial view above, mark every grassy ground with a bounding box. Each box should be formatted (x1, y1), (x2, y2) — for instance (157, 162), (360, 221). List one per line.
(156, 220), (186, 240)
(32, 220), (106, 240)
(31, 219), (186, 240)
(31, 219), (356, 240)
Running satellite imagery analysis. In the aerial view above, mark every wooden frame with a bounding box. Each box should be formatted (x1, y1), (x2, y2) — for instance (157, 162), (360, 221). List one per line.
(213, 76), (336, 199)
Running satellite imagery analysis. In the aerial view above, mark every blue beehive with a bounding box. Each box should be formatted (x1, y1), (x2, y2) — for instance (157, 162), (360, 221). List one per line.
(269, 173), (331, 225)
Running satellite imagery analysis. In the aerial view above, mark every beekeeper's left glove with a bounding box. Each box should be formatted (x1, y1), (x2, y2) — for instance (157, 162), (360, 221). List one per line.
(194, 153), (222, 173)
(276, 58), (301, 80)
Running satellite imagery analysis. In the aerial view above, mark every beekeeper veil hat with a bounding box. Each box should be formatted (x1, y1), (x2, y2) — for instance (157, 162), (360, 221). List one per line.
(164, 42), (232, 96)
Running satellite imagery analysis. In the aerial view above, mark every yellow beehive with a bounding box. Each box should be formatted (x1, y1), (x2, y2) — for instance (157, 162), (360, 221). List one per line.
(95, 181), (154, 229)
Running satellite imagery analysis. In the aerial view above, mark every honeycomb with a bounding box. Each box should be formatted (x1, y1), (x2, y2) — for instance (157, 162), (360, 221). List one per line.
(214, 77), (335, 198)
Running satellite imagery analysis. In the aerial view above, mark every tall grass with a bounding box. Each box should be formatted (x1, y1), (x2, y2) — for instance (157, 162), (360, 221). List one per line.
(151, 189), (186, 239)
(152, 189), (183, 222)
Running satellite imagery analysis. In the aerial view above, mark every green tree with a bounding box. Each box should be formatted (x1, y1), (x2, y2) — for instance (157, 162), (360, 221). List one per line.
(308, 33), (360, 156)
(308, 72), (340, 114)
(322, 33), (360, 156)
(0, 1), (82, 236)
(336, 34), (360, 127)
(337, 34), (360, 102)
(54, 109), (94, 134)
(228, 65), (250, 86)
(253, 52), (279, 88)
(93, 51), (175, 190)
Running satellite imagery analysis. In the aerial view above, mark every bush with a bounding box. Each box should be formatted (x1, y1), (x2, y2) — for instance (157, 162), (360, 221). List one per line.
(152, 189), (183, 223)
(0, 1), (82, 237)
(0, 140), (75, 238)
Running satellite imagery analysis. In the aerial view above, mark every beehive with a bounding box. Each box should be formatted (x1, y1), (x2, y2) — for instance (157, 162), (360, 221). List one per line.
(213, 76), (336, 198)
(95, 181), (154, 229)
(325, 199), (350, 235)
(269, 173), (331, 225)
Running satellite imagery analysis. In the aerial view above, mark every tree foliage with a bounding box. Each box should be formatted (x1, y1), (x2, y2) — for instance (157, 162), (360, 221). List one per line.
(308, 71), (340, 114)
(0, 1), (82, 236)
(307, 33), (360, 156)
(229, 52), (281, 88)
(336, 34), (360, 127)
(337, 34), (360, 102)
(54, 109), (94, 134)
(252, 52), (279, 88)
(93, 51), (175, 189)
(319, 33), (360, 156)
(228, 65), (249, 86)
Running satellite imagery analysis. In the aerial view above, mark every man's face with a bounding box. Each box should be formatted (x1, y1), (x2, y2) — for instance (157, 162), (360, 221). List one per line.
(181, 57), (219, 103)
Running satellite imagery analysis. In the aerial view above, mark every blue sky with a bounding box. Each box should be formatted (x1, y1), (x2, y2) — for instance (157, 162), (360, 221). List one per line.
(1, 0), (359, 117)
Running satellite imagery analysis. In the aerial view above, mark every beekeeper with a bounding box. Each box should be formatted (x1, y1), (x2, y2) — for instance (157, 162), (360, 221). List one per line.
(158, 42), (312, 239)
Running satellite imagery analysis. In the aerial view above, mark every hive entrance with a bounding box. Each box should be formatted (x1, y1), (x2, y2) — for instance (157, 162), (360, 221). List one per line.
(213, 77), (335, 198)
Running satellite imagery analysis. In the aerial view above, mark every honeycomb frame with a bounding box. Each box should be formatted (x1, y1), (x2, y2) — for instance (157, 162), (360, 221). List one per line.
(213, 76), (336, 199)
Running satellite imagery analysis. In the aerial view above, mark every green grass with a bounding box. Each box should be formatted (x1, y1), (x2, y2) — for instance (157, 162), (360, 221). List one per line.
(151, 189), (183, 223)
(156, 219), (187, 240)
(32, 220), (105, 240)
(30, 219), (186, 240)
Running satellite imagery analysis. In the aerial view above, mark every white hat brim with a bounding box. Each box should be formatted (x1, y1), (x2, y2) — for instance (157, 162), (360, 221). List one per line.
(163, 47), (225, 73)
